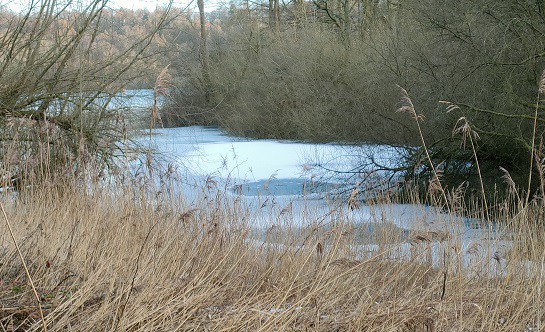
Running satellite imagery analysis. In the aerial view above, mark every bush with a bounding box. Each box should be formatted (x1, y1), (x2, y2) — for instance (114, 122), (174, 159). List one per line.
(168, 26), (417, 144)
(169, 0), (545, 198)
(0, 1), (170, 187)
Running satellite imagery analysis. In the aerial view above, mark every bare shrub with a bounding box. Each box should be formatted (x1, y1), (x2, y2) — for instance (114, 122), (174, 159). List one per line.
(0, 1), (171, 187)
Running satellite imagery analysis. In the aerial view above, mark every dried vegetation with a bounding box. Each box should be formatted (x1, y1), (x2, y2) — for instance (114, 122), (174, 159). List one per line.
(0, 165), (544, 331)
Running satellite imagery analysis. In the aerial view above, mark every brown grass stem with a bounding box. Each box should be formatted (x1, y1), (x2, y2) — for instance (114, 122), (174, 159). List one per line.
(0, 201), (47, 332)
(147, 65), (170, 174)
(526, 85), (542, 205)
(397, 86), (451, 215)
(451, 116), (490, 223)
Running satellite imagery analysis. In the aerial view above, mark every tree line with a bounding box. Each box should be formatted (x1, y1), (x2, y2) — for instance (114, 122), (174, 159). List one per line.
(1, 0), (545, 201)
(167, 0), (545, 201)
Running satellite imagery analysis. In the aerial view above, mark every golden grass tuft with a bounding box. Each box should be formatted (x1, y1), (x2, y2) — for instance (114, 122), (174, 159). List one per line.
(2, 72), (545, 331)
(0, 180), (542, 331)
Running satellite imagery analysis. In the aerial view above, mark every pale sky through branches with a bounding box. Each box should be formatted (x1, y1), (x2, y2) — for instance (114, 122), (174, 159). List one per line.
(109, 0), (181, 10)
(1, 0), (214, 13)
(110, 0), (223, 12)
(110, 0), (220, 12)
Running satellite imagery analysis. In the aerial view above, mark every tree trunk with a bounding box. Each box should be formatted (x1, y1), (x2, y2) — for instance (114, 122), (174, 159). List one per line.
(197, 0), (211, 102)
(269, 0), (275, 27)
(294, 0), (304, 28)
(274, 0), (279, 30)
(269, 0), (280, 30)
(342, 0), (350, 45)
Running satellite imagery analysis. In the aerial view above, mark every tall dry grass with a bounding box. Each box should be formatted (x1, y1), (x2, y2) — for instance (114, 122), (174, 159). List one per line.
(1, 74), (545, 331)
(0, 173), (543, 331)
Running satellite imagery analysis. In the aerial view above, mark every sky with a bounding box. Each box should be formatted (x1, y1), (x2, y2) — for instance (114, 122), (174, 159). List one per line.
(110, 0), (222, 12)
(1, 0), (209, 13)
(109, 0), (185, 11)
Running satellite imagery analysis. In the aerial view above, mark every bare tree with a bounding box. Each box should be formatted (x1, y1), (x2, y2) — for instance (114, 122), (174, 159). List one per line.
(0, 0), (172, 185)
(268, 0), (279, 30)
(197, 0), (211, 102)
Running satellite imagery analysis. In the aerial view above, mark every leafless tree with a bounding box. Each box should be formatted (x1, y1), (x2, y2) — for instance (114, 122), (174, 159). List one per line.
(0, 0), (172, 186)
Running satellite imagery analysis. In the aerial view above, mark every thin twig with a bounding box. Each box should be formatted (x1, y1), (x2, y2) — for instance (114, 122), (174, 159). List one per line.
(526, 70), (545, 205)
(114, 220), (158, 331)
(0, 201), (47, 332)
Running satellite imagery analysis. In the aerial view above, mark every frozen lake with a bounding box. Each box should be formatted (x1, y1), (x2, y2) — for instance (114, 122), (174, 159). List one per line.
(130, 93), (511, 274)
(143, 126), (404, 196)
(141, 127), (499, 230)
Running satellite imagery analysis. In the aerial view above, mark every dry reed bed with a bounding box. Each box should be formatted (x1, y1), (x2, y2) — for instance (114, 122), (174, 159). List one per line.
(0, 184), (543, 331)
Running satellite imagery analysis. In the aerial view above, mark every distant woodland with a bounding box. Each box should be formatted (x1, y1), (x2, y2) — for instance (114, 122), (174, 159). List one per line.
(167, 0), (545, 197)
(1, 0), (545, 197)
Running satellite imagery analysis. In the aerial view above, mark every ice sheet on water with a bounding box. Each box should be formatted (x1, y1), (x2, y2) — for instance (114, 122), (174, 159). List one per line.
(138, 125), (512, 275)
(143, 126), (401, 188)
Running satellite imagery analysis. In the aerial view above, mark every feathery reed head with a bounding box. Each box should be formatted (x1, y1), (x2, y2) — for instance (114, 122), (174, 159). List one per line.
(539, 69), (545, 95)
(452, 117), (479, 148)
(154, 64), (172, 98)
(396, 85), (424, 121)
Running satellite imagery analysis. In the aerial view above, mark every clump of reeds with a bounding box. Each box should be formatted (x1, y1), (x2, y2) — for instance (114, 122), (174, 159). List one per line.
(2, 74), (545, 331)
(0, 166), (541, 331)
(147, 65), (171, 172)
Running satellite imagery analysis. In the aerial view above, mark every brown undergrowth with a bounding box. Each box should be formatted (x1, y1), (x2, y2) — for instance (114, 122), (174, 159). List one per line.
(0, 72), (544, 331)
(0, 178), (542, 331)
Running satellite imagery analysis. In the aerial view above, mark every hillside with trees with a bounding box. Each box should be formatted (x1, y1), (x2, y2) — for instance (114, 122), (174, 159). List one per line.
(166, 0), (545, 199)
(1, 2), (545, 331)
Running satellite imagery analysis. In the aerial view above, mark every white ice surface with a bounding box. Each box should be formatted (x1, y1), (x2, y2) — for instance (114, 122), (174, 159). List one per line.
(138, 125), (514, 276)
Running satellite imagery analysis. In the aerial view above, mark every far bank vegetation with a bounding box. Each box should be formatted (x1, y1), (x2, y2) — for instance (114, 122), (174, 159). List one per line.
(1, 1), (545, 331)
(167, 0), (545, 199)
